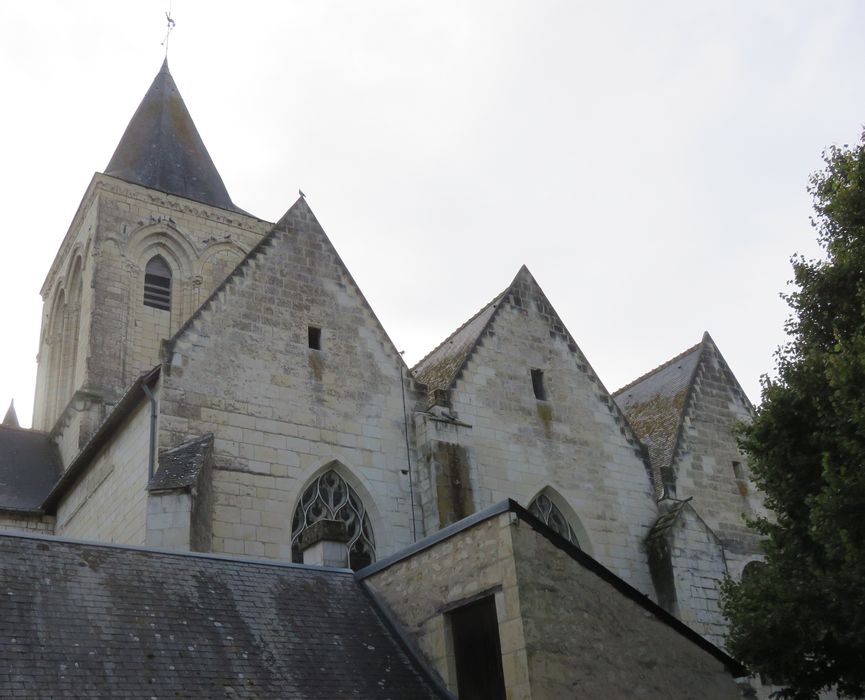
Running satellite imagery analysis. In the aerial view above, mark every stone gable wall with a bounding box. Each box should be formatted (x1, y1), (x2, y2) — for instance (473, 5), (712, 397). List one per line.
(672, 343), (769, 558)
(158, 203), (423, 561)
(419, 275), (659, 593)
(509, 518), (742, 699)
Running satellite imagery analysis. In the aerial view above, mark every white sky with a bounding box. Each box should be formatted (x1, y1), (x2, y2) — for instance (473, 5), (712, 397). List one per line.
(2, 1), (864, 429)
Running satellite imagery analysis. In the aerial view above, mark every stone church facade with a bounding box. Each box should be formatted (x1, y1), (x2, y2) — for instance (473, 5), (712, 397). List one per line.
(0, 59), (770, 688)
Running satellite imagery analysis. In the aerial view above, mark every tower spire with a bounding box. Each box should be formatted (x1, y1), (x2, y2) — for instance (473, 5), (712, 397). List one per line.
(3, 400), (19, 428)
(104, 61), (242, 212)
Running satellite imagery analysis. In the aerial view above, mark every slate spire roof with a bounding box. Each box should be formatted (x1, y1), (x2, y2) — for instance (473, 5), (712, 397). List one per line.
(104, 59), (241, 213)
(3, 400), (17, 427)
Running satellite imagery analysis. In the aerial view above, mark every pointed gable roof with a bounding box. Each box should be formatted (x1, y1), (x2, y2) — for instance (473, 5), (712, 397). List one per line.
(3, 400), (18, 427)
(612, 340), (703, 490)
(104, 59), (241, 213)
(613, 332), (752, 494)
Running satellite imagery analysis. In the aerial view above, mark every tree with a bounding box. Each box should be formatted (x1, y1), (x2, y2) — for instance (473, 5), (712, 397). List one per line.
(721, 132), (865, 699)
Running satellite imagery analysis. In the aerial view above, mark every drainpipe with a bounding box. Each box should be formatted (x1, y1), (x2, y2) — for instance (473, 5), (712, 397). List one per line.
(141, 382), (158, 482)
(399, 355), (418, 542)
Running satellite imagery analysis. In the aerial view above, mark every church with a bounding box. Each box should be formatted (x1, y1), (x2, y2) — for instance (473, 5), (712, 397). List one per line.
(0, 59), (766, 697)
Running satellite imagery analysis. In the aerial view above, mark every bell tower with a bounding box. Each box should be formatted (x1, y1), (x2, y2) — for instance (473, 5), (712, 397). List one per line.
(32, 60), (270, 462)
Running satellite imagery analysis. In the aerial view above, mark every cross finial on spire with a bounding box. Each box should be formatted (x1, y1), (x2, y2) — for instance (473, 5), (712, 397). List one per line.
(161, 6), (176, 58)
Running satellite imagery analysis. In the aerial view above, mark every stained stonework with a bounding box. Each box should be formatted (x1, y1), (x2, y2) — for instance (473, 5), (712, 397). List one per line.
(414, 268), (659, 595)
(157, 197), (423, 562)
(363, 505), (746, 700)
(32, 175), (269, 448)
(432, 442), (475, 528)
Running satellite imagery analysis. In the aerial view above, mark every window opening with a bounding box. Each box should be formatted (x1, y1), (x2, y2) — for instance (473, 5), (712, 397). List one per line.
(308, 325), (322, 350)
(529, 493), (580, 549)
(449, 596), (506, 700)
(732, 460), (744, 479)
(531, 368), (546, 400)
(144, 256), (172, 311)
(291, 469), (375, 570)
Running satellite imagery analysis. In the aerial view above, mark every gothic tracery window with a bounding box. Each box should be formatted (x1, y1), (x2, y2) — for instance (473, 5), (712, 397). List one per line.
(529, 493), (581, 549)
(144, 255), (172, 310)
(291, 469), (376, 570)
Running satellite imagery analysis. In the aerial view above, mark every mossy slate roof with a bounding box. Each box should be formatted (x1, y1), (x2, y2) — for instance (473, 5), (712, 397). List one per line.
(613, 338), (705, 489)
(104, 59), (242, 213)
(0, 533), (447, 699)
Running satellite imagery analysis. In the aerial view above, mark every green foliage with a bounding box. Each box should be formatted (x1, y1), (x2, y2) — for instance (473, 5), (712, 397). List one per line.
(721, 133), (865, 699)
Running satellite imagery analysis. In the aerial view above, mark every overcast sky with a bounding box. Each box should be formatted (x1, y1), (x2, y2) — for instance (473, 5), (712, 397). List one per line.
(2, 1), (864, 428)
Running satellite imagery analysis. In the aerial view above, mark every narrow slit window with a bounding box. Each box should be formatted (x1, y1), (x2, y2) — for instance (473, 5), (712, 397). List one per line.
(531, 368), (546, 400)
(732, 461), (743, 479)
(143, 256), (172, 311)
(308, 326), (322, 350)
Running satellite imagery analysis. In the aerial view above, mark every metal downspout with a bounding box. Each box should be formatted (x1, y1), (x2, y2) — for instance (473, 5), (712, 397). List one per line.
(141, 383), (158, 482)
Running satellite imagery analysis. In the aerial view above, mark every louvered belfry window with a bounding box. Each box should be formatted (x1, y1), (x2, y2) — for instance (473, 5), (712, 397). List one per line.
(144, 256), (172, 311)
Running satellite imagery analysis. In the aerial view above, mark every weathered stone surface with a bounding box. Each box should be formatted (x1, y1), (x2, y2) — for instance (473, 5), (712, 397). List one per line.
(364, 505), (745, 699)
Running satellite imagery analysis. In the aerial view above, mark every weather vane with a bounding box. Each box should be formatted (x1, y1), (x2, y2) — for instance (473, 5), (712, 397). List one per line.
(161, 5), (176, 57)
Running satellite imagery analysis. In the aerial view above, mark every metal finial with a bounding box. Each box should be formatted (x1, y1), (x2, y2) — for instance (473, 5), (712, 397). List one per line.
(161, 7), (176, 57)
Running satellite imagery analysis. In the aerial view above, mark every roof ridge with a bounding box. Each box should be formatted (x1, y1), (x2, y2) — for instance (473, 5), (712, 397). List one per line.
(612, 339), (704, 397)
(0, 528), (354, 575)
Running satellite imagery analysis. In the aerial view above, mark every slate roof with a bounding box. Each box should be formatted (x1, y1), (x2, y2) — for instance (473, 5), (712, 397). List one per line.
(3, 400), (18, 427)
(612, 337), (705, 492)
(105, 59), (242, 213)
(149, 433), (213, 491)
(0, 425), (62, 512)
(412, 289), (507, 391)
(0, 532), (449, 699)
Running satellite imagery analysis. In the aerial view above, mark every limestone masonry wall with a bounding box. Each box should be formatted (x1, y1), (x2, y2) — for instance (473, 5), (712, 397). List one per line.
(55, 398), (151, 544)
(0, 512), (55, 535)
(423, 272), (659, 594)
(673, 343), (769, 568)
(159, 200), (422, 562)
(365, 513), (531, 699)
(509, 518), (742, 699)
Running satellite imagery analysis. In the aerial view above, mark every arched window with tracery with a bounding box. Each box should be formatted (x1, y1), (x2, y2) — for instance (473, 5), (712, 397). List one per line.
(291, 469), (376, 570)
(529, 493), (581, 549)
(144, 255), (172, 310)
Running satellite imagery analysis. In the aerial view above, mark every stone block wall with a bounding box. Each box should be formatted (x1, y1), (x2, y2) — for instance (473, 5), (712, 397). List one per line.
(0, 512), (55, 535)
(509, 516), (743, 699)
(364, 512), (531, 699)
(672, 341), (768, 562)
(55, 398), (151, 544)
(419, 272), (659, 594)
(33, 174), (270, 441)
(145, 491), (192, 550)
(158, 200), (423, 563)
